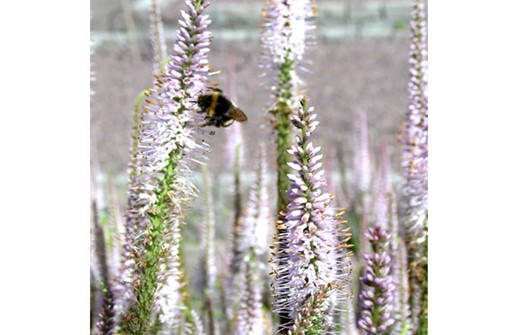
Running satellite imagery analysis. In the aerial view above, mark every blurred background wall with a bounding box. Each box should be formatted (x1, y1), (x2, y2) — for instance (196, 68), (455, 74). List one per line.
(91, 0), (416, 179)
(90, 0), (420, 292)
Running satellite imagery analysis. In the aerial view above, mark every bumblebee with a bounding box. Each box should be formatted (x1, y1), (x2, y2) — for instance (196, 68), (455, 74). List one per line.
(197, 89), (248, 127)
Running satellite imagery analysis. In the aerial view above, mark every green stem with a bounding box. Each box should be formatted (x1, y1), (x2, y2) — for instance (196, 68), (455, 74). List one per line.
(275, 57), (295, 214)
(120, 150), (181, 335)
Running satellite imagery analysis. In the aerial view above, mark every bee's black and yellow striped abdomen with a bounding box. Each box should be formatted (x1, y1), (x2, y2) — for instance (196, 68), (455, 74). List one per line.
(197, 90), (248, 128)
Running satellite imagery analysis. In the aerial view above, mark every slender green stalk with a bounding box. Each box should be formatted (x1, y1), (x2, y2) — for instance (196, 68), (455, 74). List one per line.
(274, 58), (295, 213)
(260, 0), (317, 214)
(120, 152), (182, 334)
(119, 1), (214, 333)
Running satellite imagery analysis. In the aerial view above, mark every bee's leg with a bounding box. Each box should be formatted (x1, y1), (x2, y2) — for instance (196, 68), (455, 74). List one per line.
(200, 119), (214, 127)
(208, 87), (222, 93)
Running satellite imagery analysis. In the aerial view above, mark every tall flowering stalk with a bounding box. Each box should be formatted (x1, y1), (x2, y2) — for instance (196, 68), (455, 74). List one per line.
(227, 138), (243, 274)
(119, 0), (163, 312)
(386, 193), (411, 335)
(96, 282), (116, 335)
(353, 108), (372, 202)
(118, 1), (213, 334)
(358, 226), (395, 335)
(150, 0), (168, 75)
(372, 141), (391, 229)
(232, 261), (267, 335)
(224, 176), (244, 330)
(118, 1), (171, 323)
(400, 0), (428, 332)
(94, 175), (124, 335)
(270, 99), (352, 334)
(231, 144), (271, 335)
(352, 108), (373, 259)
(223, 54), (246, 325)
(117, 88), (149, 334)
(260, 0), (317, 213)
(92, 199), (117, 335)
(224, 51), (245, 173)
(199, 166), (219, 335)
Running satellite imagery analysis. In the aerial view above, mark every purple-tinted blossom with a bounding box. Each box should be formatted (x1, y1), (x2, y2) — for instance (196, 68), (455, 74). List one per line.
(400, 0), (428, 331)
(118, 1), (213, 333)
(143, 0), (212, 231)
(401, 0), (428, 227)
(137, 0), (213, 213)
(261, 0), (318, 213)
(270, 100), (351, 332)
(358, 226), (396, 335)
(261, 0), (316, 65)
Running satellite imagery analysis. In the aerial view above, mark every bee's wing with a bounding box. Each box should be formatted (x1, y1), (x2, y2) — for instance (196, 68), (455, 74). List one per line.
(229, 108), (248, 122)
